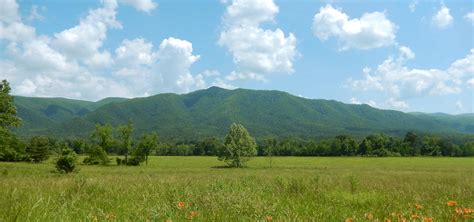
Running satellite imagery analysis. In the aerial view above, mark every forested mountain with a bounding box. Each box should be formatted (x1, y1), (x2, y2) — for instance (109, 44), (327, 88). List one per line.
(13, 87), (474, 140)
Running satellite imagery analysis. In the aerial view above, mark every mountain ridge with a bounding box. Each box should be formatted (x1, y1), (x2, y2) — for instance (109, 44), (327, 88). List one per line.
(13, 87), (474, 140)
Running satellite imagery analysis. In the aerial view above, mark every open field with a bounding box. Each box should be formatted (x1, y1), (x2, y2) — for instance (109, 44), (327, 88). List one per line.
(1, 157), (473, 221)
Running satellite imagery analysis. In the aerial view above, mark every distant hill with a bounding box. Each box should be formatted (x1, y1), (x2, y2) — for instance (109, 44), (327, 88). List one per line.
(13, 87), (474, 141)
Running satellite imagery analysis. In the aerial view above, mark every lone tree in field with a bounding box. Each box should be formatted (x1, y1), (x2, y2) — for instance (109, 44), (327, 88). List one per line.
(218, 123), (257, 168)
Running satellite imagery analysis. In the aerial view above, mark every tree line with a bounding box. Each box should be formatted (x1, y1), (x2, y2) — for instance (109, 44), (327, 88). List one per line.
(1, 79), (474, 170)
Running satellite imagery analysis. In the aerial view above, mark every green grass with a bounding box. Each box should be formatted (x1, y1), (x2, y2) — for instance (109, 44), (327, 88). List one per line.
(1, 157), (473, 221)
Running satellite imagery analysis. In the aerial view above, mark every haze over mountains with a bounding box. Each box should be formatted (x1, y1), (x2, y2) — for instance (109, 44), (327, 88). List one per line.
(13, 87), (474, 141)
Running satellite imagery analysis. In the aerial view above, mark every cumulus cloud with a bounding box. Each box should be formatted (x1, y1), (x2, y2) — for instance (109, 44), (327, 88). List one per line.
(118, 0), (158, 13)
(52, 0), (121, 62)
(465, 11), (474, 24)
(0, 0), (208, 100)
(348, 47), (474, 110)
(219, 0), (297, 81)
(0, 0), (20, 23)
(154, 37), (205, 93)
(432, 5), (453, 29)
(312, 4), (397, 50)
(350, 97), (377, 107)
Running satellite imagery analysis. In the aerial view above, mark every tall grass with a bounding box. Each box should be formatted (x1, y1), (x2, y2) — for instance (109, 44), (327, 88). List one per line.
(0, 157), (473, 221)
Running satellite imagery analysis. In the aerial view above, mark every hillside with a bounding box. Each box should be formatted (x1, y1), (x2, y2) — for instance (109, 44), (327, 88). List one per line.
(13, 87), (474, 140)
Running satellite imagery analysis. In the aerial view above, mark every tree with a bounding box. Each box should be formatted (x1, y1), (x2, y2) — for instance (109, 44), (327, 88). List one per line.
(91, 123), (114, 153)
(83, 144), (110, 165)
(27, 136), (51, 163)
(55, 144), (78, 173)
(0, 80), (23, 161)
(118, 120), (133, 163)
(263, 138), (277, 168)
(0, 80), (21, 129)
(218, 123), (257, 168)
(135, 132), (158, 166)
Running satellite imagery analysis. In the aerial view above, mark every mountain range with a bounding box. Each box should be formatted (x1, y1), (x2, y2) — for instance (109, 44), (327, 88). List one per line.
(13, 87), (474, 141)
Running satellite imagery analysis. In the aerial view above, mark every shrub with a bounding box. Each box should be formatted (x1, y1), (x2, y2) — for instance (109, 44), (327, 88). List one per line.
(55, 146), (77, 173)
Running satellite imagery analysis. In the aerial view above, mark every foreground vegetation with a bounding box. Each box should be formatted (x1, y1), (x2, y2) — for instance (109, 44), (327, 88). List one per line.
(1, 157), (473, 221)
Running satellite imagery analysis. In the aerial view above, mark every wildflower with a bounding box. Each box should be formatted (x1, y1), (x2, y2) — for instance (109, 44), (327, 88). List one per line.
(384, 219), (391, 222)
(415, 204), (423, 209)
(463, 208), (472, 213)
(265, 215), (273, 221)
(411, 214), (420, 219)
(423, 217), (433, 222)
(345, 218), (353, 222)
(177, 201), (186, 209)
(365, 213), (374, 220)
(186, 211), (199, 220)
(447, 201), (457, 206)
(455, 208), (463, 214)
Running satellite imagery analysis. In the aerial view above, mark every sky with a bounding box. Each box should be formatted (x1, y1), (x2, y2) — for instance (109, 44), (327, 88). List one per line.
(0, 0), (473, 114)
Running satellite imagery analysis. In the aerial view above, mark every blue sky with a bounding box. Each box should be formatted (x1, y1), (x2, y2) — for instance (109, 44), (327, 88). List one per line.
(0, 0), (473, 114)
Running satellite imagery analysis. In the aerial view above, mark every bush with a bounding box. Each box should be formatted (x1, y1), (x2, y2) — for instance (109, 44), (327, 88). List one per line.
(83, 144), (109, 165)
(55, 146), (77, 173)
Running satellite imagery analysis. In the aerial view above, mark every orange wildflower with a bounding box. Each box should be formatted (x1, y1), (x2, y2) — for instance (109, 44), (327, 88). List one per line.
(415, 204), (423, 209)
(423, 217), (433, 222)
(365, 213), (374, 220)
(455, 208), (463, 214)
(463, 208), (472, 213)
(411, 214), (420, 219)
(447, 201), (457, 206)
(265, 215), (273, 221)
(177, 201), (186, 209)
(384, 219), (391, 222)
(345, 218), (353, 222)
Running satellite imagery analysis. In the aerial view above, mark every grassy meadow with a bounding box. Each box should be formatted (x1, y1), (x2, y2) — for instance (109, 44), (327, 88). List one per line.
(1, 157), (473, 221)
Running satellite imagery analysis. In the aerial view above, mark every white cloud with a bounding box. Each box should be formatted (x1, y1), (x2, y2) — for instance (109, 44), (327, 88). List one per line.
(52, 0), (121, 62)
(115, 38), (155, 66)
(0, 0), (20, 23)
(211, 78), (237, 89)
(154, 37), (206, 93)
(0, 0), (212, 100)
(409, 1), (418, 13)
(349, 97), (377, 107)
(432, 5), (453, 29)
(348, 46), (474, 110)
(27, 5), (45, 21)
(219, 0), (297, 81)
(467, 78), (474, 89)
(312, 4), (397, 50)
(0, 22), (36, 42)
(385, 98), (409, 109)
(465, 11), (474, 24)
(118, 0), (158, 13)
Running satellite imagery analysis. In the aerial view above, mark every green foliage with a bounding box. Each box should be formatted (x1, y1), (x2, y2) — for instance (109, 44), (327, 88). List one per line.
(134, 132), (158, 165)
(218, 123), (257, 167)
(117, 120), (133, 162)
(83, 144), (109, 165)
(26, 136), (51, 163)
(0, 80), (22, 128)
(12, 87), (474, 141)
(55, 144), (77, 173)
(91, 123), (114, 153)
(263, 138), (277, 168)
